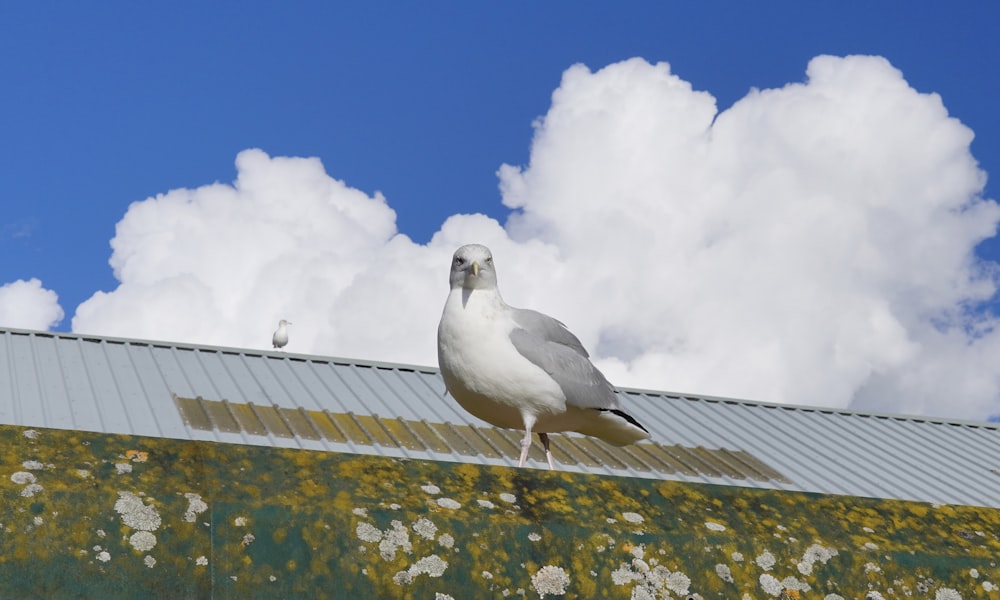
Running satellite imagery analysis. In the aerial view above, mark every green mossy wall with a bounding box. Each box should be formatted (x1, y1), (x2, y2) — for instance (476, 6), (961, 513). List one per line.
(0, 424), (997, 599)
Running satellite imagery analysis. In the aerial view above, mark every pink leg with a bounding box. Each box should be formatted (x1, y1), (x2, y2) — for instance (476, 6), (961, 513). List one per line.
(518, 428), (532, 467)
(518, 414), (537, 468)
(538, 433), (556, 470)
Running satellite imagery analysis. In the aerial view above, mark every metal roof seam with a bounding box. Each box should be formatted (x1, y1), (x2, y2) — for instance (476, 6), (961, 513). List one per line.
(368, 413), (414, 459)
(75, 336), (111, 434)
(820, 410), (963, 503)
(122, 343), (167, 438)
(321, 409), (365, 456)
(29, 334), (55, 428)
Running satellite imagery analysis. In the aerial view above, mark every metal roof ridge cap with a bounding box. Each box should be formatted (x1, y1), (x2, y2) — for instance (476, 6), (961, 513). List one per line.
(1, 326), (439, 374)
(8, 326), (999, 431)
(614, 384), (1000, 430)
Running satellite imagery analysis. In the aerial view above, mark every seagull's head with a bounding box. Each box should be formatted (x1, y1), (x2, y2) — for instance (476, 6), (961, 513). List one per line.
(278, 320), (292, 327)
(450, 244), (497, 291)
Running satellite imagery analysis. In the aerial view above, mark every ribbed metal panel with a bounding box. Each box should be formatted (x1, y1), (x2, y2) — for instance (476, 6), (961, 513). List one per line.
(2, 327), (999, 507)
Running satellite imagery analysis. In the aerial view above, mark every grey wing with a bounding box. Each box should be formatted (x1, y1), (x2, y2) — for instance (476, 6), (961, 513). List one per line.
(510, 308), (590, 357)
(508, 313), (619, 410)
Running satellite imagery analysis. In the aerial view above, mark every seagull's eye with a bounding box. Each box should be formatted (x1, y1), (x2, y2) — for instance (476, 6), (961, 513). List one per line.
(454, 257), (465, 265)
(485, 257), (493, 264)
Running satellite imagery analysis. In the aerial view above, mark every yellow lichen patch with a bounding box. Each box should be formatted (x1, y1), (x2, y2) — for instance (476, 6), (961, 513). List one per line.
(124, 450), (148, 463)
(0, 423), (997, 598)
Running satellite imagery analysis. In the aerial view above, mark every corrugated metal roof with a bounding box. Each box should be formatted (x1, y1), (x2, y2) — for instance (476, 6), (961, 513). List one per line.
(2, 326), (999, 507)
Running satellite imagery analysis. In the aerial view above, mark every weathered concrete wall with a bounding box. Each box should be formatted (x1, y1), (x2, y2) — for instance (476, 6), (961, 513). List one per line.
(0, 424), (997, 599)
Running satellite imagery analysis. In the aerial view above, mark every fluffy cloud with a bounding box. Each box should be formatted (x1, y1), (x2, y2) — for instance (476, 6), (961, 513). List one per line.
(71, 55), (1000, 420)
(0, 278), (64, 330)
(73, 149), (451, 363)
(500, 55), (1000, 419)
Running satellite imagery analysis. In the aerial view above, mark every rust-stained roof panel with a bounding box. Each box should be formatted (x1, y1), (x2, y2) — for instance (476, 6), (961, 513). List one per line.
(2, 327), (1000, 507)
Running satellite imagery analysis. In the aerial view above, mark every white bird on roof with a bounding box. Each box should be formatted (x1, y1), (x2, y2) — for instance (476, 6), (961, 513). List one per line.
(437, 244), (650, 469)
(272, 319), (292, 350)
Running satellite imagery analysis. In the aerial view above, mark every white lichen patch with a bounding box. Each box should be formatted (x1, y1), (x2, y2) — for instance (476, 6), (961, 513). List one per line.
(715, 563), (733, 583)
(421, 483), (441, 495)
(528, 532), (542, 542)
(482, 570), (494, 580)
(378, 520), (413, 561)
(477, 499), (496, 509)
(356, 522), (383, 543)
(143, 555), (156, 568)
(499, 492), (517, 504)
(129, 530), (157, 552)
(731, 551), (744, 562)
(824, 595), (846, 600)
(970, 568), (979, 578)
(867, 592), (885, 600)
(436, 498), (461, 510)
(983, 582), (996, 592)
(21, 460), (44, 470)
(20, 483), (43, 497)
(114, 492), (161, 531)
(241, 533), (255, 547)
(864, 562), (881, 574)
(438, 533), (454, 549)
(935, 589), (962, 600)
(97, 551), (111, 563)
(413, 517), (438, 540)
(797, 543), (839, 575)
(183, 493), (208, 523)
(435, 594), (455, 600)
(704, 521), (726, 532)
(759, 573), (782, 596)
(10, 471), (36, 485)
(33, 516), (43, 526)
(115, 463), (133, 475)
(781, 576), (809, 592)
(393, 554), (449, 585)
(622, 512), (644, 524)
(195, 556), (208, 566)
(75, 469), (92, 479)
(755, 550), (776, 571)
(22, 430), (39, 439)
(352, 507), (368, 517)
(531, 565), (570, 597)
(234, 516), (248, 527)
(411, 554), (448, 577)
(610, 554), (690, 598)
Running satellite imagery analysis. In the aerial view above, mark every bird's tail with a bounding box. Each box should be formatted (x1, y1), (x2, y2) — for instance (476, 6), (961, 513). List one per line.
(577, 408), (651, 446)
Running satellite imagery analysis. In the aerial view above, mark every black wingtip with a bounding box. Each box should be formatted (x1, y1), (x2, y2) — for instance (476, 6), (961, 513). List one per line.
(596, 407), (649, 434)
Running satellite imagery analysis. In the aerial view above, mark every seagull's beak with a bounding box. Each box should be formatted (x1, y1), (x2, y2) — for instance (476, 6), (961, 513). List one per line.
(471, 261), (480, 277)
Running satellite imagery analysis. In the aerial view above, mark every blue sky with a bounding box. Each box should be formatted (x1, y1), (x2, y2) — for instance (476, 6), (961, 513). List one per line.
(3, 2), (998, 314)
(2, 2), (1000, 419)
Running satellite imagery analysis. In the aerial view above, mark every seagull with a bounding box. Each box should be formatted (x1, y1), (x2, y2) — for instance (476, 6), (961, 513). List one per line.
(437, 244), (650, 469)
(272, 319), (292, 349)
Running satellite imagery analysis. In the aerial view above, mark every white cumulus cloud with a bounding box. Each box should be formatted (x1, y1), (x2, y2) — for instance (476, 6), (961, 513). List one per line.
(69, 55), (1000, 420)
(0, 278), (64, 330)
(500, 55), (1000, 419)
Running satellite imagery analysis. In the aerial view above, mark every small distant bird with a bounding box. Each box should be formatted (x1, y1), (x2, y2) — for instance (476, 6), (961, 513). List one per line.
(272, 320), (292, 349)
(437, 244), (650, 469)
